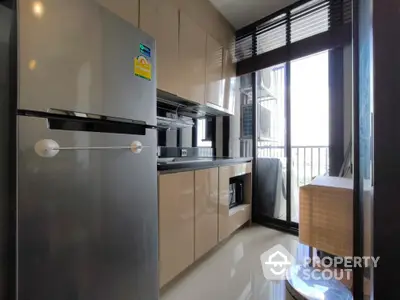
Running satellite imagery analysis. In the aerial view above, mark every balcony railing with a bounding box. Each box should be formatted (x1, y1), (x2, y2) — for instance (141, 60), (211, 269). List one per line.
(257, 145), (329, 187)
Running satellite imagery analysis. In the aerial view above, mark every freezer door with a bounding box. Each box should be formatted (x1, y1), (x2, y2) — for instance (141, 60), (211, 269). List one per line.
(18, 0), (156, 124)
(17, 116), (158, 300)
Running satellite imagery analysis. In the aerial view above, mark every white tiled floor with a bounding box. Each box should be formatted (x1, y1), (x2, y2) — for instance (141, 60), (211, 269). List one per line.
(161, 226), (299, 300)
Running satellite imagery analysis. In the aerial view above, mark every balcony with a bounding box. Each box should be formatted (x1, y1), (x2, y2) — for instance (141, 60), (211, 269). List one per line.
(258, 145), (329, 187)
(256, 144), (329, 223)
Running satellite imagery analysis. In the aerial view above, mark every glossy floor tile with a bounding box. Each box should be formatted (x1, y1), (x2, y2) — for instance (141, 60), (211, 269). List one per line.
(160, 226), (299, 300)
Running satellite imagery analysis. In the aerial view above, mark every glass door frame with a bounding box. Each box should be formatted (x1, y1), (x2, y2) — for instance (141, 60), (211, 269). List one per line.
(252, 61), (299, 234)
(252, 48), (345, 234)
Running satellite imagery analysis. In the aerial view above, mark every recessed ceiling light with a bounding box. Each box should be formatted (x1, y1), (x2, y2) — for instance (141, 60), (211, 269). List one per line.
(32, 1), (44, 19)
(28, 60), (37, 71)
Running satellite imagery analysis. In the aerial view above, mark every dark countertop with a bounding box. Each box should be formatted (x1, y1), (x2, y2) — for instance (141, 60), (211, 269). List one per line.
(157, 157), (252, 173)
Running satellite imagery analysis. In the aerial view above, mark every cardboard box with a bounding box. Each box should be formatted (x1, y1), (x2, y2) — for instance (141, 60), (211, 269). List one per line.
(299, 176), (353, 257)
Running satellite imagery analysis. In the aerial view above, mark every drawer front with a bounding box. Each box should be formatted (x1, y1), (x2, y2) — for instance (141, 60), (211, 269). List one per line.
(229, 205), (251, 233)
(220, 163), (252, 180)
(232, 163), (252, 177)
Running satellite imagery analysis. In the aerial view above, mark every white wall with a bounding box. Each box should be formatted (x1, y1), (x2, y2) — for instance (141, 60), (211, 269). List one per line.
(215, 116), (223, 157)
(180, 127), (192, 147)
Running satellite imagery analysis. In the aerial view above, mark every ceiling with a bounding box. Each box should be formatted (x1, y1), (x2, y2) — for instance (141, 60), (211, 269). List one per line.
(209, 0), (298, 29)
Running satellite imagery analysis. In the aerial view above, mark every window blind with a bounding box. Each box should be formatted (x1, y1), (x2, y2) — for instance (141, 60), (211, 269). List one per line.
(234, 0), (352, 65)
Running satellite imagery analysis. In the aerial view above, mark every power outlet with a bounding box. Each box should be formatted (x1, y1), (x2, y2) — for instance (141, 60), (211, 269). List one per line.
(181, 149), (188, 157)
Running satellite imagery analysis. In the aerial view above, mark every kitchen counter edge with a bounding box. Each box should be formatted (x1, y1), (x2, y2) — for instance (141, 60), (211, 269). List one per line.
(157, 158), (253, 174)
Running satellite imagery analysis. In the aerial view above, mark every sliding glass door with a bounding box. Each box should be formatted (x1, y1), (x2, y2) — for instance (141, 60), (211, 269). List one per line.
(254, 51), (330, 229)
(290, 50), (330, 223)
(255, 63), (288, 223)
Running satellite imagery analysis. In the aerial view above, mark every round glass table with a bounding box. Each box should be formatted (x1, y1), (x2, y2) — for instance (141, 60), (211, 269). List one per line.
(285, 264), (353, 300)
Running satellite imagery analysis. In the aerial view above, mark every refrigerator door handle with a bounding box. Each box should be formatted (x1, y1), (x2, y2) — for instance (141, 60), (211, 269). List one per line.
(34, 139), (148, 158)
(18, 109), (160, 135)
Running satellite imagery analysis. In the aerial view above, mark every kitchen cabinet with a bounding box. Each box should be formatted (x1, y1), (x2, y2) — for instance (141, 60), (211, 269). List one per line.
(157, 163), (251, 286)
(205, 34), (224, 107)
(178, 12), (207, 105)
(139, 0), (179, 94)
(158, 171), (195, 287)
(96, 0), (139, 27)
(194, 168), (219, 260)
(218, 165), (231, 241)
(222, 48), (237, 114)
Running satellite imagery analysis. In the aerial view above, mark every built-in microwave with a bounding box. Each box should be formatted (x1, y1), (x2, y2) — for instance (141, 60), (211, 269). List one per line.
(229, 180), (244, 209)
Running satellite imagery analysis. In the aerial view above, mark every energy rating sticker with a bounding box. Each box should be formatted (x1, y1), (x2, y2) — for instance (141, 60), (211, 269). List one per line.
(134, 55), (152, 81)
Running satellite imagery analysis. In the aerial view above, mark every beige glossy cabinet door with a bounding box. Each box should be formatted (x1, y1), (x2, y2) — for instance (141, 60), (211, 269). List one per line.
(194, 168), (218, 260)
(159, 171), (195, 287)
(96, 0), (139, 27)
(218, 166), (231, 241)
(139, 0), (179, 94)
(222, 48), (237, 114)
(205, 35), (223, 107)
(178, 12), (207, 104)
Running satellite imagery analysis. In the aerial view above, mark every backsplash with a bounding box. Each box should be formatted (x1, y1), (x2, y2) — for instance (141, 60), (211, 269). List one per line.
(197, 147), (214, 157)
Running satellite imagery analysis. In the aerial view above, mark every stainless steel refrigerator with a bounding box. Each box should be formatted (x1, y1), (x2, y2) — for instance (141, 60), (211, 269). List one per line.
(2, 0), (159, 299)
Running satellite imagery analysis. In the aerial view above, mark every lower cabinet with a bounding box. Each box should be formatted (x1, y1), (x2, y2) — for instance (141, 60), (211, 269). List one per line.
(194, 168), (219, 260)
(158, 164), (251, 287)
(158, 171), (195, 287)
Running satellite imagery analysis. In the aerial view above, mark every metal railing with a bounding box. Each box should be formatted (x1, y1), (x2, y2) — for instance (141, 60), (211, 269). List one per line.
(257, 145), (329, 187)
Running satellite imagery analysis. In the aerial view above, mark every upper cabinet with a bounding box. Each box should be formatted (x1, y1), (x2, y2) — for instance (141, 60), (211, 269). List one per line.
(178, 12), (207, 105)
(205, 34), (224, 107)
(136, 0), (235, 110)
(205, 37), (237, 114)
(139, 0), (179, 94)
(222, 48), (237, 114)
(96, 0), (139, 27)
